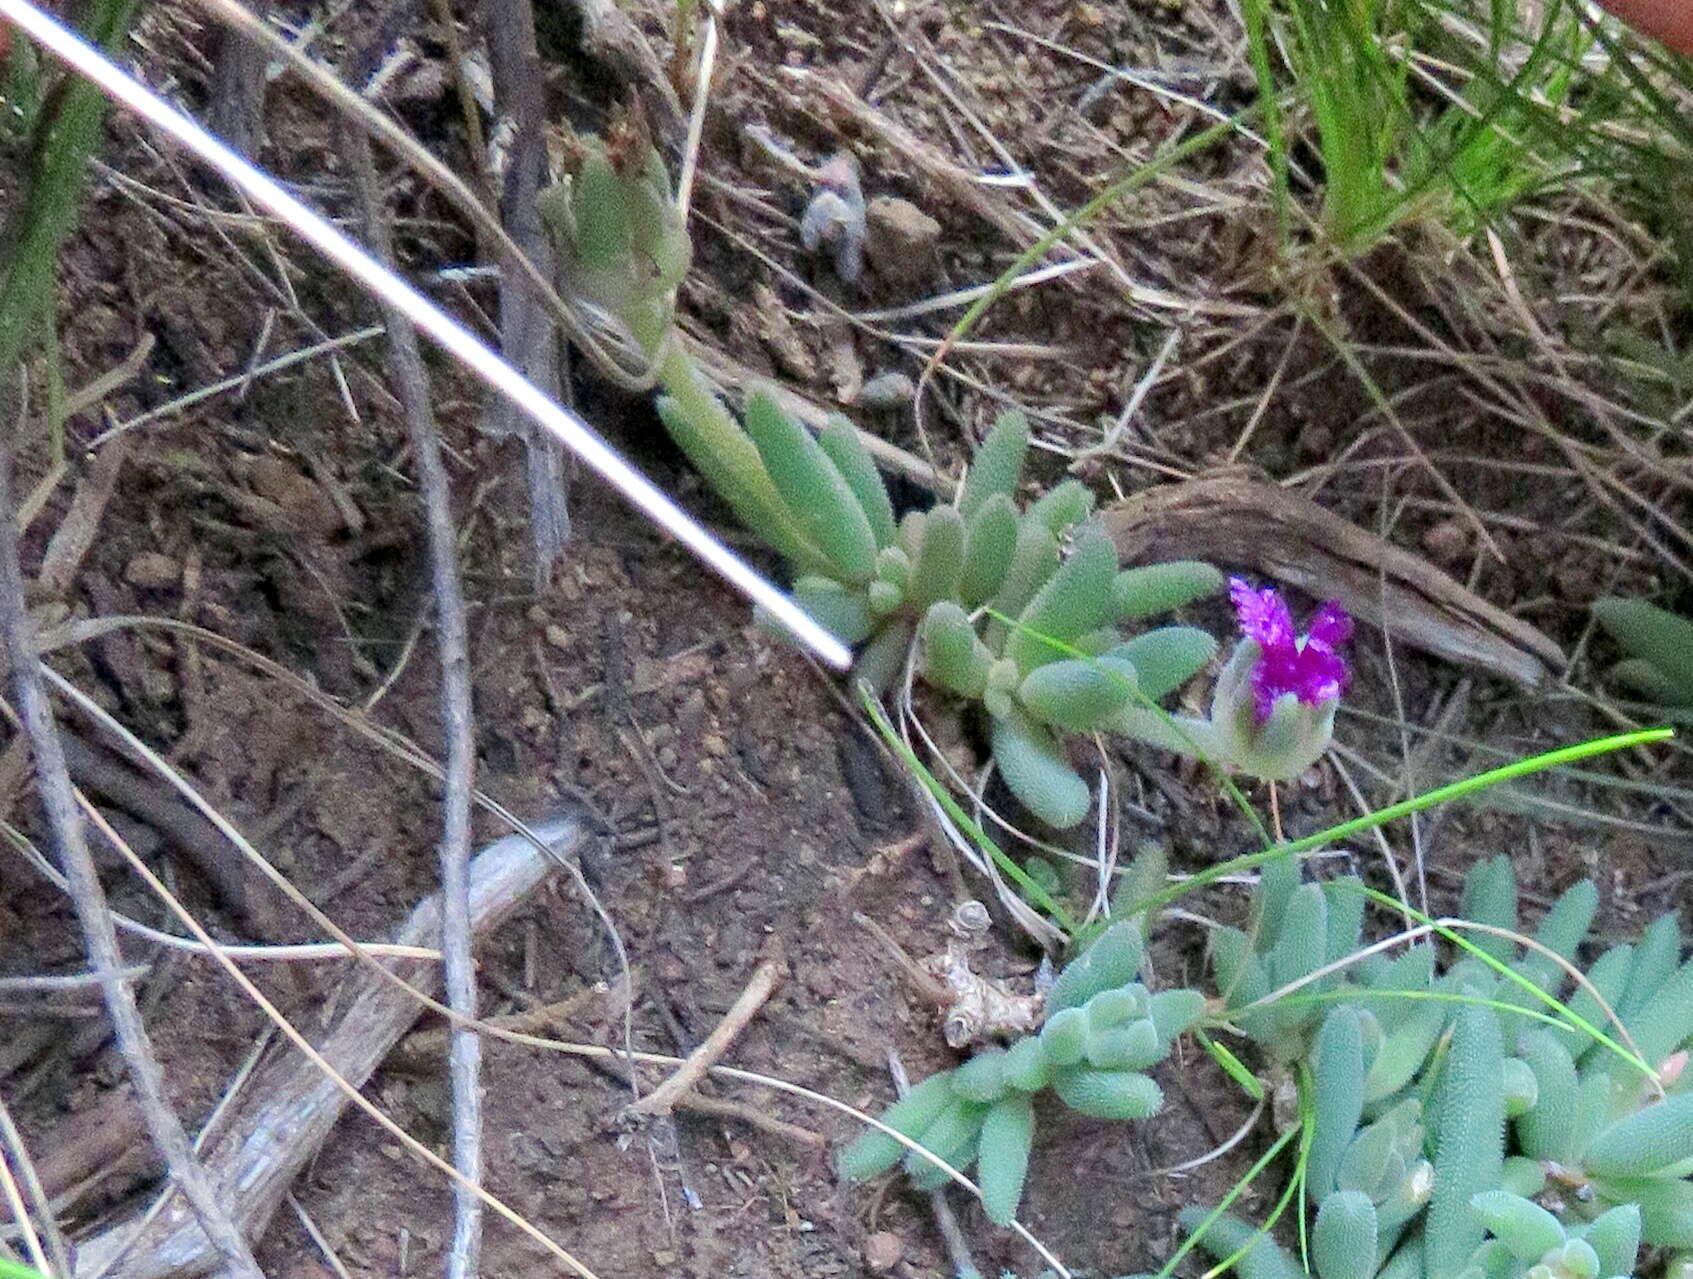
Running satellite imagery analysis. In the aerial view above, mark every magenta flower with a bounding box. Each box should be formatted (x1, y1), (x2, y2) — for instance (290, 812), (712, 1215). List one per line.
(1228, 579), (1352, 722)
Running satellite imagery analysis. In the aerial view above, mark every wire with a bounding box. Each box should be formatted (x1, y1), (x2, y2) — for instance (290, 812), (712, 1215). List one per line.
(0, 0), (853, 671)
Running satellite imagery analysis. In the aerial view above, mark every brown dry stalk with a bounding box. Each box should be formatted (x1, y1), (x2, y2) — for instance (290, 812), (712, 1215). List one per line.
(625, 943), (787, 1118)
(351, 128), (484, 1279)
(0, 446), (263, 1279)
(69, 819), (577, 1279)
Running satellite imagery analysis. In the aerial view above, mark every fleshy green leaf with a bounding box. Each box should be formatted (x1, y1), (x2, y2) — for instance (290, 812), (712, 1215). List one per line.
(1470, 1190), (1563, 1262)
(1051, 1067), (1163, 1119)
(1084, 1018), (1162, 1070)
(1313, 1191), (1379, 1279)
(958, 410), (1029, 519)
(743, 390), (879, 583)
(919, 602), (992, 699)
(1147, 988), (1206, 1045)
(1002, 1035), (1053, 1092)
(1039, 1007), (1089, 1067)
(1579, 1202), (1642, 1278)
(1112, 560), (1225, 619)
(1424, 1008), (1506, 1277)
(1106, 626), (1217, 701)
(904, 1095), (988, 1190)
(1458, 855), (1519, 964)
(792, 576), (872, 646)
(977, 1094), (1035, 1226)
(1592, 597), (1693, 706)
(1026, 478), (1096, 536)
(852, 616), (915, 695)
(655, 368), (829, 575)
(839, 1070), (956, 1180)
(1048, 920), (1146, 1013)
(1178, 1207), (1305, 1279)
(1308, 1007), (1366, 1201)
(953, 1049), (1011, 1104)
(990, 704), (1091, 829)
(570, 146), (633, 270)
(908, 505), (966, 608)
(1498, 1055), (1537, 1118)
(959, 493), (1020, 607)
(989, 518), (1060, 635)
(1006, 530), (1118, 671)
(1585, 1092), (1693, 1179)
(1515, 1030), (1578, 1162)
(1017, 656), (1138, 731)
(819, 415), (897, 548)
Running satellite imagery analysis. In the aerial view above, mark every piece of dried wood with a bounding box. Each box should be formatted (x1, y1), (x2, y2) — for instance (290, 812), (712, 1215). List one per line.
(1101, 476), (1566, 688)
(70, 816), (582, 1279)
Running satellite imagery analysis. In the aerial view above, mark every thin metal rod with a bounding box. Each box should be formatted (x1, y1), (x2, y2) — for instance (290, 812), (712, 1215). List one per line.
(0, 0), (852, 670)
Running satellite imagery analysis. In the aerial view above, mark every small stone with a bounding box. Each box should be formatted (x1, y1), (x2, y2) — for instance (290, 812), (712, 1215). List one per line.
(856, 370), (916, 410)
(545, 624), (571, 650)
(865, 196), (941, 284)
(124, 551), (180, 590)
(1421, 518), (1471, 564)
(864, 1231), (904, 1273)
(702, 732), (730, 758)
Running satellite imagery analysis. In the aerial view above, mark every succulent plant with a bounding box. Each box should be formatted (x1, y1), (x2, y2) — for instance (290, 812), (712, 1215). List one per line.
(839, 919), (1205, 1225)
(1591, 597), (1693, 707)
(1181, 852), (1693, 1279)
(540, 131), (1377, 833)
(1115, 581), (1353, 783)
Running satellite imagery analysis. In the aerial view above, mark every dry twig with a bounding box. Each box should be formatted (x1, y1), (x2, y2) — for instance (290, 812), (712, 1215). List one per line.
(0, 445), (263, 1279)
(69, 818), (580, 1279)
(625, 942), (787, 1119)
(352, 130), (484, 1279)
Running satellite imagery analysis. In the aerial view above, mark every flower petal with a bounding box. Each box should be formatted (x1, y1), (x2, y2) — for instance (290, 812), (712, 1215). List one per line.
(1229, 578), (1294, 652)
(1289, 643), (1349, 705)
(1305, 601), (1353, 651)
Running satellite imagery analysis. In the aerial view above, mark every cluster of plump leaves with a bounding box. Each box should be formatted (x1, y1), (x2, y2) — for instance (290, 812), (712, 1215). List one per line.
(541, 135), (1231, 830)
(1184, 853), (1693, 1279)
(838, 918), (1205, 1225)
(656, 400), (1227, 831)
(1591, 597), (1693, 708)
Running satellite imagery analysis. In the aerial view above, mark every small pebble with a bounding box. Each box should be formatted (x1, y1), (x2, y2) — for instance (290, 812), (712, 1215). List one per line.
(1421, 518), (1471, 565)
(865, 196), (941, 284)
(864, 1231), (904, 1273)
(124, 551), (180, 590)
(856, 370), (916, 409)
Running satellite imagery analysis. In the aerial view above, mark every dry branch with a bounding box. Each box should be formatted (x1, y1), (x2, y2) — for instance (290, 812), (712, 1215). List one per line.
(70, 817), (582, 1279)
(352, 129), (484, 1279)
(624, 943), (786, 1119)
(485, 0), (571, 585)
(0, 447), (264, 1279)
(1101, 476), (1568, 687)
